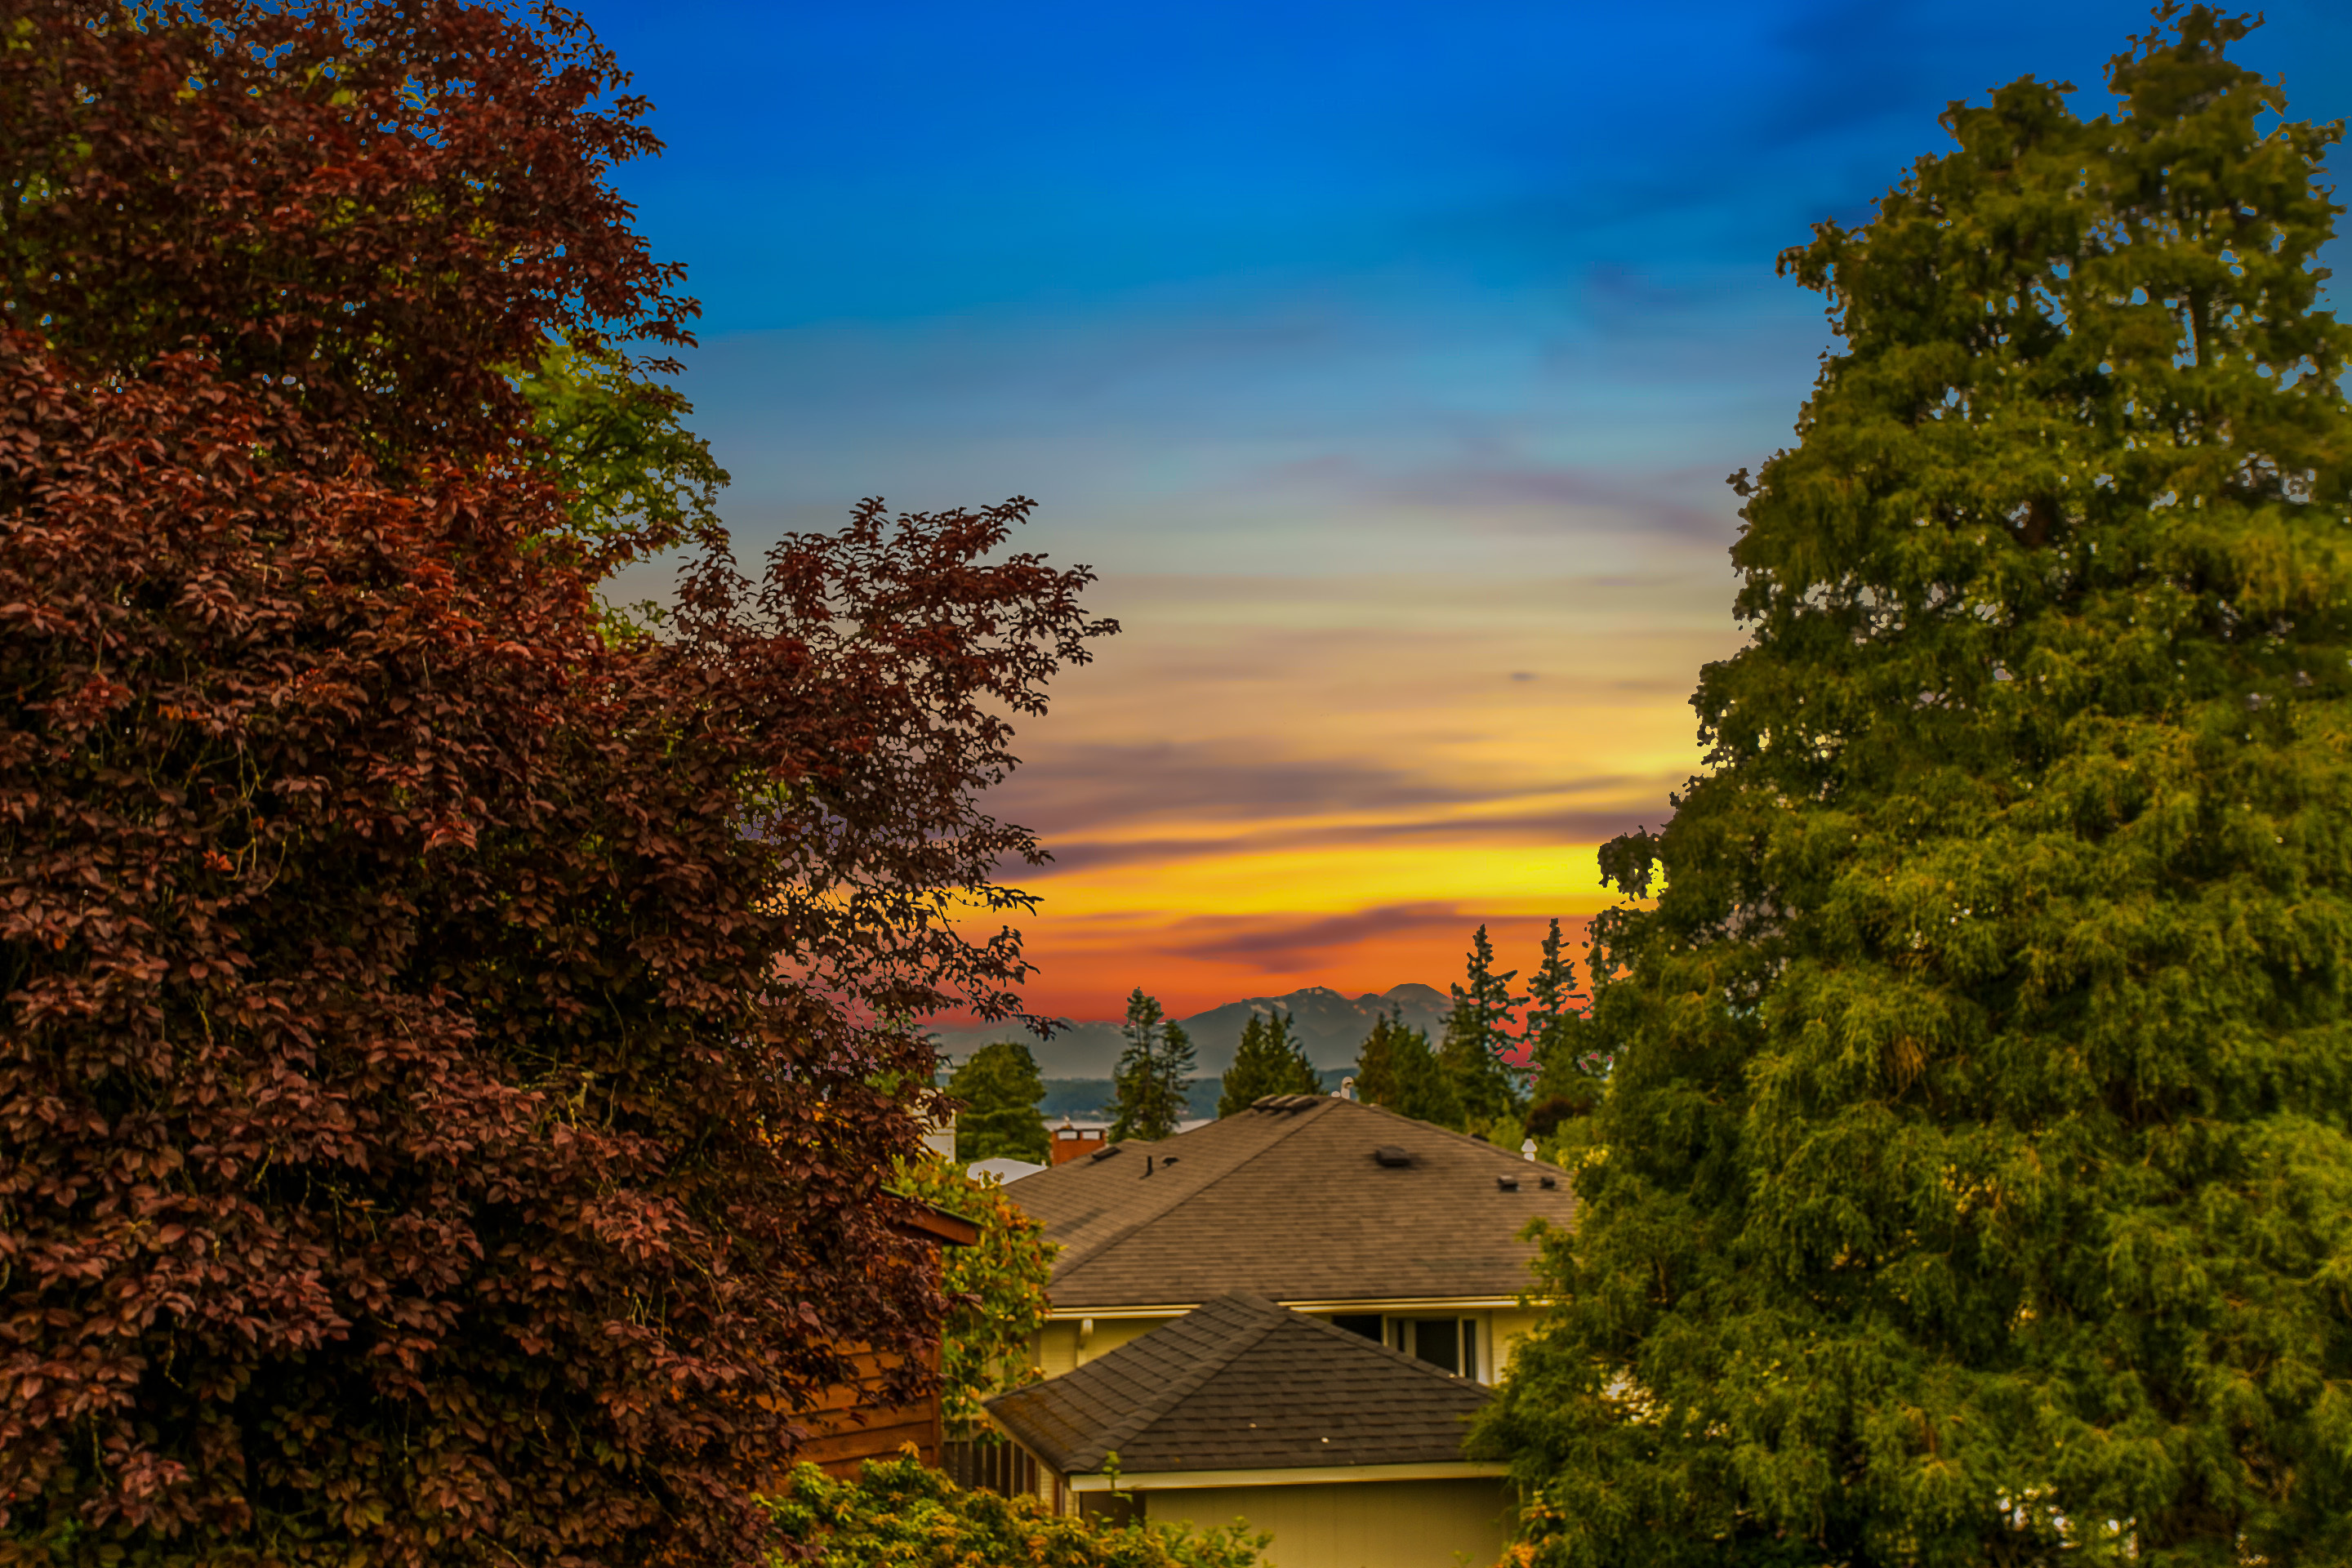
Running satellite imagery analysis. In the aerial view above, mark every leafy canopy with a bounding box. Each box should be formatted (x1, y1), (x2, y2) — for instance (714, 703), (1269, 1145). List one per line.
(888, 1159), (1057, 1429)
(511, 338), (730, 633)
(949, 1041), (1054, 1165)
(1216, 1010), (1321, 1116)
(1352, 1010), (1459, 1129)
(0, 3), (1113, 1565)
(764, 1454), (1267, 1568)
(1483, 10), (2352, 1566)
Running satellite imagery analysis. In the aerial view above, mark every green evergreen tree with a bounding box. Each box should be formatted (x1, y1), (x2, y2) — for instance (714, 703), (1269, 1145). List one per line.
(946, 1040), (1051, 1165)
(1217, 1010), (1322, 1116)
(1521, 916), (1601, 1098)
(1350, 1009), (1402, 1108)
(1438, 924), (1525, 1125)
(1109, 987), (1196, 1142)
(1483, 12), (2352, 1566)
(1352, 1009), (1460, 1129)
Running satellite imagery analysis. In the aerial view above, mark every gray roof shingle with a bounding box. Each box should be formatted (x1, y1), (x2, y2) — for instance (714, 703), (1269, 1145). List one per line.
(986, 1294), (1494, 1476)
(1008, 1096), (1578, 1309)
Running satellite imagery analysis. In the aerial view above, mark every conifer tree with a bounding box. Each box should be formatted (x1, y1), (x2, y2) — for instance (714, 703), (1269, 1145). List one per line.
(1218, 1010), (1322, 1115)
(947, 1040), (1051, 1164)
(1521, 916), (1603, 1098)
(1353, 1010), (1460, 1129)
(1110, 988), (1196, 1141)
(1439, 924), (1526, 1125)
(1485, 11), (2352, 1566)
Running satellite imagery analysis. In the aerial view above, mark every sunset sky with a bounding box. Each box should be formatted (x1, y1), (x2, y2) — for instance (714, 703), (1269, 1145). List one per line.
(581, 0), (2350, 1022)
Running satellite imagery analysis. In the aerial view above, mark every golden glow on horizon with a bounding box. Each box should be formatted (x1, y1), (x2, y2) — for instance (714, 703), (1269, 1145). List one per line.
(954, 562), (1745, 1022)
(1010, 914), (1594, 1023)
(1021, 842), (1611, 917)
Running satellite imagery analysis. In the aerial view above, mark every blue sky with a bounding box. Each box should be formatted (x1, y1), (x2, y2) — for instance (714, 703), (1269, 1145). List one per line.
(578, 0), (2352, 1018)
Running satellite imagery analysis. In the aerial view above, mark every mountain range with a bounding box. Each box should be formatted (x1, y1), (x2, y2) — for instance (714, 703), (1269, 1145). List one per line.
(927, 983), (1453, 1078)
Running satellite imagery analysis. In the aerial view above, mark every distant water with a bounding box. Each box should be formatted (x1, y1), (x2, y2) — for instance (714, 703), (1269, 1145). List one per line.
(929, 983), (1450, 1078)
(1033, 1068), (1356, 1124)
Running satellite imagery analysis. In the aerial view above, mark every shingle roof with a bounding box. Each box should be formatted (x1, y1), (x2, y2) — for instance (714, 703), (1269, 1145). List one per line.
(986, 1294), (1493, 1476)
(1005, 1095), (1577, 1309)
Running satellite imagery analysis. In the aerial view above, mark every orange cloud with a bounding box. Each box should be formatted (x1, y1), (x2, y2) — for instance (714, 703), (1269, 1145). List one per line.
(1004, 906), (1594, 1026)
(932, 568), (1731, 1025)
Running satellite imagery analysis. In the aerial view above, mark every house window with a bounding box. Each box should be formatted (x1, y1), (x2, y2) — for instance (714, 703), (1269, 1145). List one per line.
(1390, 1316), (1479, 1380)
(1330, 1313), (1383, 1343)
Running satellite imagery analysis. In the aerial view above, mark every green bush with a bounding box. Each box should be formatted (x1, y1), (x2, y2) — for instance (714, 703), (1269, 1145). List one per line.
(765, 1454), (1270, 1568)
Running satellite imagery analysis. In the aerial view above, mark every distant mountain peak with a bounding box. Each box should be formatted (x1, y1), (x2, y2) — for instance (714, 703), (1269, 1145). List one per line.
(928, 982), (1452, 1076)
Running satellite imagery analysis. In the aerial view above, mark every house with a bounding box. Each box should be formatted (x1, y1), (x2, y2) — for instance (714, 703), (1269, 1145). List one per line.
(792, 1194), (980, 1478)
(979, 1094), (1575, 1564)
(987, 1293), (1513, 1568)
(1007, 1094), (1578, 1385)
(1049, 1117), (1109, 1165)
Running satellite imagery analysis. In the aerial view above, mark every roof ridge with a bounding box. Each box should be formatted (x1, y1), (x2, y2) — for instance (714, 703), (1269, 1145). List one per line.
(1066, 1294), (1287, 1472)
(1356, 1099), (1550, 1166)
(1050, 1099), (1342, 1283)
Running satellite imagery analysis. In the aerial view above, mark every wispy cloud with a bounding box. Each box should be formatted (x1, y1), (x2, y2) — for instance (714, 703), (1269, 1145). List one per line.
(1024, 807), (1659, 878)
(988, 741), (1652, 836)
(582, 0), (2352, 1021)
(1236, 451), (1732, 541)
(1167, 902), (1479, 969)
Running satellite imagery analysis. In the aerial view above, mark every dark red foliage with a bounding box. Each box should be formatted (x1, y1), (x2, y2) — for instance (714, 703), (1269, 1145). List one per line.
(0, 5), (1113, 1566)
(2, 0), (694, 477)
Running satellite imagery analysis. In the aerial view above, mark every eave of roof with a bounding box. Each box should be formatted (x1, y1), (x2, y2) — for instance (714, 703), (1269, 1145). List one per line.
(1064, 1459), (1509, 1492)
(1044, 1294), (1538, 1321)
(987, 1293), (1494, 1478)
(879, 1192), (982, 1248)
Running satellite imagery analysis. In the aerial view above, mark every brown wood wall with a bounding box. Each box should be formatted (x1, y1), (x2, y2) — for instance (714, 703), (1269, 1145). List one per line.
(780, 1203), (974, 1481)
(793, 1345), (944, 1478)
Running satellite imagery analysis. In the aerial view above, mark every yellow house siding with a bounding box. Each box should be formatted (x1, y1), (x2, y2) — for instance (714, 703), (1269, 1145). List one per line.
(1036, 1316), (1176, 1378)
(1490, 1307), (1545, 1379)
(1147, 1477), (1515, 1568)
(1043, 1307), (1544, 1384)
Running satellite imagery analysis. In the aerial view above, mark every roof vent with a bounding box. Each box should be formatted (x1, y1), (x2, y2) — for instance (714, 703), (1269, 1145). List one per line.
(1497, 1175), (1521, 1192)
(1088, 1145), (1122, 1164)
(1539, 1174), (1557, 1189)
(1372, 1146), (1413, 1168)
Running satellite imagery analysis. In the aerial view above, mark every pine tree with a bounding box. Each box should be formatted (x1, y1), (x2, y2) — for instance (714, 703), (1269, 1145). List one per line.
(1109, 987), (1196, 1142)
(1484, 12), (2352, 1566)
(1521, 916), (1599, 1098)
(1353, 1010), (1461, 1129)
(1218, 1009), (1322, 1116)
(1439, 924), (1526, 1125)
(947, 1040), (1051, 1164)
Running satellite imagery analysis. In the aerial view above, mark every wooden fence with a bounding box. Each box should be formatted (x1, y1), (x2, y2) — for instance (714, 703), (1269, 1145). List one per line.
(940, 1435), (1040, 1499)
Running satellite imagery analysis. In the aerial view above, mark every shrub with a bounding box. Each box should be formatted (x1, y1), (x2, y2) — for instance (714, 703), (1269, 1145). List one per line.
(764, 1454), (1269, 1568)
